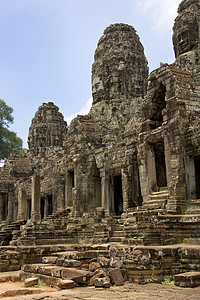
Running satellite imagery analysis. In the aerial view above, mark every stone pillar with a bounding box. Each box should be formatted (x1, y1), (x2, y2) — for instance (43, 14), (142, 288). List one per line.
(18, 188), (27, 220)
(101, 170), (110, 215)
(185, 156), (196, 200)
(6, 192), (13, 225)
(121, 168), (129, 213)
(31, 175), (41, 221)
(147, 149), (157, 193)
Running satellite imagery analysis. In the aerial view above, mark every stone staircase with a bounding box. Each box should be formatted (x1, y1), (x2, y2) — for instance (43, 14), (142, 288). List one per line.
(20, 245), (121, 288)
(17, 209), (75, 246)
(140, 189), (169, 212)
(186, 199), (200, 214)
(0, 219), (27, 246)
(109, 218), (125, 243)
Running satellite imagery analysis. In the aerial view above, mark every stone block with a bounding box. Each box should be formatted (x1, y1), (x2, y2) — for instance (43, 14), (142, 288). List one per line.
(61, 268), (90, 284)
(89, 262), (101, 272)
(174, 272), (200, 288)
(93, 276), (110, 288)
(57, 279), (76, 289)
(98, 255), (110, 267)
(24, 277), (38, 287)
(109, 268), (124, 286)
(42, 256), (58, 264)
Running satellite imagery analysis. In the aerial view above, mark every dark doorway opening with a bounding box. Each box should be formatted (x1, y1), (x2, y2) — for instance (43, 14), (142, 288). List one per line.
(69, 170), (75, 188)
(27, 199), (31, 219)
(114, 175), (123, 215)
(40, 197), (45, 219)
(154, 140), (167, 189)
(47, 195), (53, 216)
(194, 155), (200, 198)
(150, 82), (166, 129)
(2, 194), (8, 220)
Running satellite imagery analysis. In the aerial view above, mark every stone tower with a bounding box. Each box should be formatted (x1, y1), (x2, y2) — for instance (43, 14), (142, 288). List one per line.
(173, 0), (200, 79)
(28, 102), (67, 156)
(91, 23), (148, 104)
(90, 23), (148, 129)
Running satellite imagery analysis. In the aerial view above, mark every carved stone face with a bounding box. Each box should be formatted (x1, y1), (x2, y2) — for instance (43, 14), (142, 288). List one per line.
(173, 0), (199, 57)
(91, 23), (148, 105)
(92, 74), (104, 104)
(173, 19), (199, 57)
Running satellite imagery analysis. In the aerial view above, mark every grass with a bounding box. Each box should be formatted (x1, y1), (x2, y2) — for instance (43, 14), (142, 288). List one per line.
(161, 277), (174, 285)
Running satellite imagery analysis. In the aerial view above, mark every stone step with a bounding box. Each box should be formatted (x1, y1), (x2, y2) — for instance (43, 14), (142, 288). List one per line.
(20, 270), (76, 288)
(174, 272), (200, 288)
(149, 194), (169, 200)
(187, 208), (200, 214)
(111, 230), (124, 237)
(109, 237), (124, 243)
(51, 249), (110, 260)
(21, 264), (90, 284)
(0, 271), (20, 283)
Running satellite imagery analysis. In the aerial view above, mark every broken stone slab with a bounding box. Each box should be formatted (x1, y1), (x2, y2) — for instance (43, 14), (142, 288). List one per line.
(24, 277), (38, 287)
(57, 279), (76, 289)
(0, 271), (20, 282)
(93, 276), (110, 288)
(109, 268), (124, 286)
(62, 259), (81, 268)
(89, 268), (108, 286)
(174, 272), (200, 288)
(42, 256), (58, 264)
(98, 255), (110, 267)
(22, 264), (50, 273)
(89, 262), (101, 272)
(61, 268), (90, 284)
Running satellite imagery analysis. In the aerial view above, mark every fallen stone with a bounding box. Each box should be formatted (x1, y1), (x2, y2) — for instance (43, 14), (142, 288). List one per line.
(61, 268), (90, 284)
(42, 256), (58, 264)
(98, 255), (110, 267)
(109, 268), (124, 286)
(174, 272), (200, 288)
(93, 276), (110, 288)
(89, 262), (101, 272)
(57, 279), (76, 289)
(89, 269), (108, 286)
(24, 277), (38, 287)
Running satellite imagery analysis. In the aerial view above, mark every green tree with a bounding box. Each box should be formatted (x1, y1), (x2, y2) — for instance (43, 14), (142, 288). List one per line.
(0, 99), (23, 160)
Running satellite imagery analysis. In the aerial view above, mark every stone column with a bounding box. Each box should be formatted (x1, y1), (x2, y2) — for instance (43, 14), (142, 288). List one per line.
(121, 168), (129, 213)
(147, 149), (157, 193)
(31, 175), (41, 221)
(6, 192), (13, 225)
(185, 156), (196, 200)
(101, 170), (110, 215)
(18, 188), (27, 220)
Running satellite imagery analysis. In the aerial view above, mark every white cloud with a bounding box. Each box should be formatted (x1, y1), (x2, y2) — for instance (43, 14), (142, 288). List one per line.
(65, 97), (92, 125)
(136, 0), (181, 32)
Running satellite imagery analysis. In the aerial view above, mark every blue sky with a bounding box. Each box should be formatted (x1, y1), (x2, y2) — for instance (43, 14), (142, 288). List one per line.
(0, 0), (181, 148)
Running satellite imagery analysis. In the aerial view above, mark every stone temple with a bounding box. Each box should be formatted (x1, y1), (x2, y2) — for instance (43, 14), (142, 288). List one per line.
(0, 0), (200, 288)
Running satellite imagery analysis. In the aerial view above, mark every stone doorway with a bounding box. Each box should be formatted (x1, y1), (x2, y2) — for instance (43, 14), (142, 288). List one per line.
(154, 140), (167, 189)
(194, 155), (200, 199)
(47, 195), (53, 216)
(41, 197), (45, 219)
(0, 193), (8, 222)
(114, 175), (123, 215)
(150, 82), (166, 129)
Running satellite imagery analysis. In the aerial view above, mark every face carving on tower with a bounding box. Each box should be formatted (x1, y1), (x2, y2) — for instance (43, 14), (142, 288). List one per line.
(92, 23), (148, 104)
(173, 0), (199, 58)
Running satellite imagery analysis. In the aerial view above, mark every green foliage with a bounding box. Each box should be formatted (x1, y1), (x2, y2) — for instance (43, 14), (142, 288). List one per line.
(0, 99), (23, 160)
(161, 277), (174, 285)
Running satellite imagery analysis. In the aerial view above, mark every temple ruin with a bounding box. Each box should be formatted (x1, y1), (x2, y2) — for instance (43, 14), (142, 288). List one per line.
(0, 0), (200, 289)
